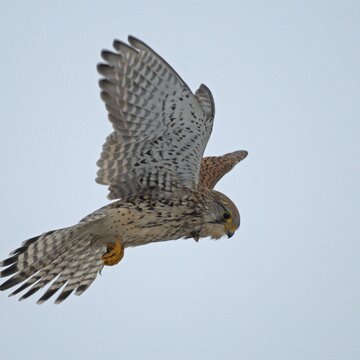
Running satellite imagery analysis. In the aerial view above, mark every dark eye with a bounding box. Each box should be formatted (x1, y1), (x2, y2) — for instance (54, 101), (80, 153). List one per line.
(223, 212), (231, 220)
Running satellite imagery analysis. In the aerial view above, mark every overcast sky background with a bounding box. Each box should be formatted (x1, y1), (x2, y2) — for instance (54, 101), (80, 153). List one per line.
(0, 1), (359, 359)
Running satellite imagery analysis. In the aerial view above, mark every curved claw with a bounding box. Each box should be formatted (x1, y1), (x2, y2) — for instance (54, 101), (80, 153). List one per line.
(102, 239), (124, 266)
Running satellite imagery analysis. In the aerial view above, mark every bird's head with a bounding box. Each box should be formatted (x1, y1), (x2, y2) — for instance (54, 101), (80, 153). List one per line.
(199, 190), (240, 240)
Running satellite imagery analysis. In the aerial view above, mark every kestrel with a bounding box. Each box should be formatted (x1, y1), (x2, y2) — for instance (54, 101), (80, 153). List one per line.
(0, 36), (248, 304)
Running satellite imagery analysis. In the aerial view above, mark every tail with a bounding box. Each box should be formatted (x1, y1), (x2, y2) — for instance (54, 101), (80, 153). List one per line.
(0, 224), (105, 304)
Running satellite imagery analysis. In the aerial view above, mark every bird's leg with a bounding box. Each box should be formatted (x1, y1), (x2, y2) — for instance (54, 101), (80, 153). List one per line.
(102, 239), (124, 266)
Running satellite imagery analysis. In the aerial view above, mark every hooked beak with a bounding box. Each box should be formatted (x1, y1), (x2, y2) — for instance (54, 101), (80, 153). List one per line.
(226, 230), (234, 238)
(224, 223), (236, 239)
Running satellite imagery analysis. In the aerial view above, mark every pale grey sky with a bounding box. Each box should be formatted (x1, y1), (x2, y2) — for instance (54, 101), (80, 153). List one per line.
(0, 1), (359, 359)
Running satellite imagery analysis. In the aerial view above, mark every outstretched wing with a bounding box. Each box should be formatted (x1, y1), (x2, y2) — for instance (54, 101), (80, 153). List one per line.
(96, 36), (215, 199)
(199, 150), (248, 189)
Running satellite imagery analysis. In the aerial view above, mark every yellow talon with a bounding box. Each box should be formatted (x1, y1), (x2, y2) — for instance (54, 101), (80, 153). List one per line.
(102, 239), (124, 266)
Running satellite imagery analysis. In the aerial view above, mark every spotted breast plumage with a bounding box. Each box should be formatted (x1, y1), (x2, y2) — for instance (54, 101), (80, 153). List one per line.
(0, 36), (248, 304)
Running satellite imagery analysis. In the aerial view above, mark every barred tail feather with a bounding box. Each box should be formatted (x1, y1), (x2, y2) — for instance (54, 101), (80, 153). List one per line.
(0, 225), (105, 304)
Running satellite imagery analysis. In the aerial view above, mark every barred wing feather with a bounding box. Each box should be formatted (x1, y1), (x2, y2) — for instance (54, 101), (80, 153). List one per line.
(96, 36), (215, 199)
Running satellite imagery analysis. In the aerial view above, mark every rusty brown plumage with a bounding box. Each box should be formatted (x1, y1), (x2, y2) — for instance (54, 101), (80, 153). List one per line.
(199, 150), (248, 189)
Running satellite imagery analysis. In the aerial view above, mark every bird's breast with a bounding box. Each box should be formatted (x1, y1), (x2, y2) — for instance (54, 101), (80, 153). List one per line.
(102, 201), (199, 248)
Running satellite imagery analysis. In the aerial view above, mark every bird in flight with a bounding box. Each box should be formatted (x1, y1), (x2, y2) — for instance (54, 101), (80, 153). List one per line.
(0, 36), (248, 304)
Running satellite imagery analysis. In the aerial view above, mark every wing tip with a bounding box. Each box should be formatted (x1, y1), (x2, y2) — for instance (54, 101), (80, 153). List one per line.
(0, 264), (19, 278)
(229, 150), (248, 162)
(195, 83), (215, 117)
(127, 35), (141, 47)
